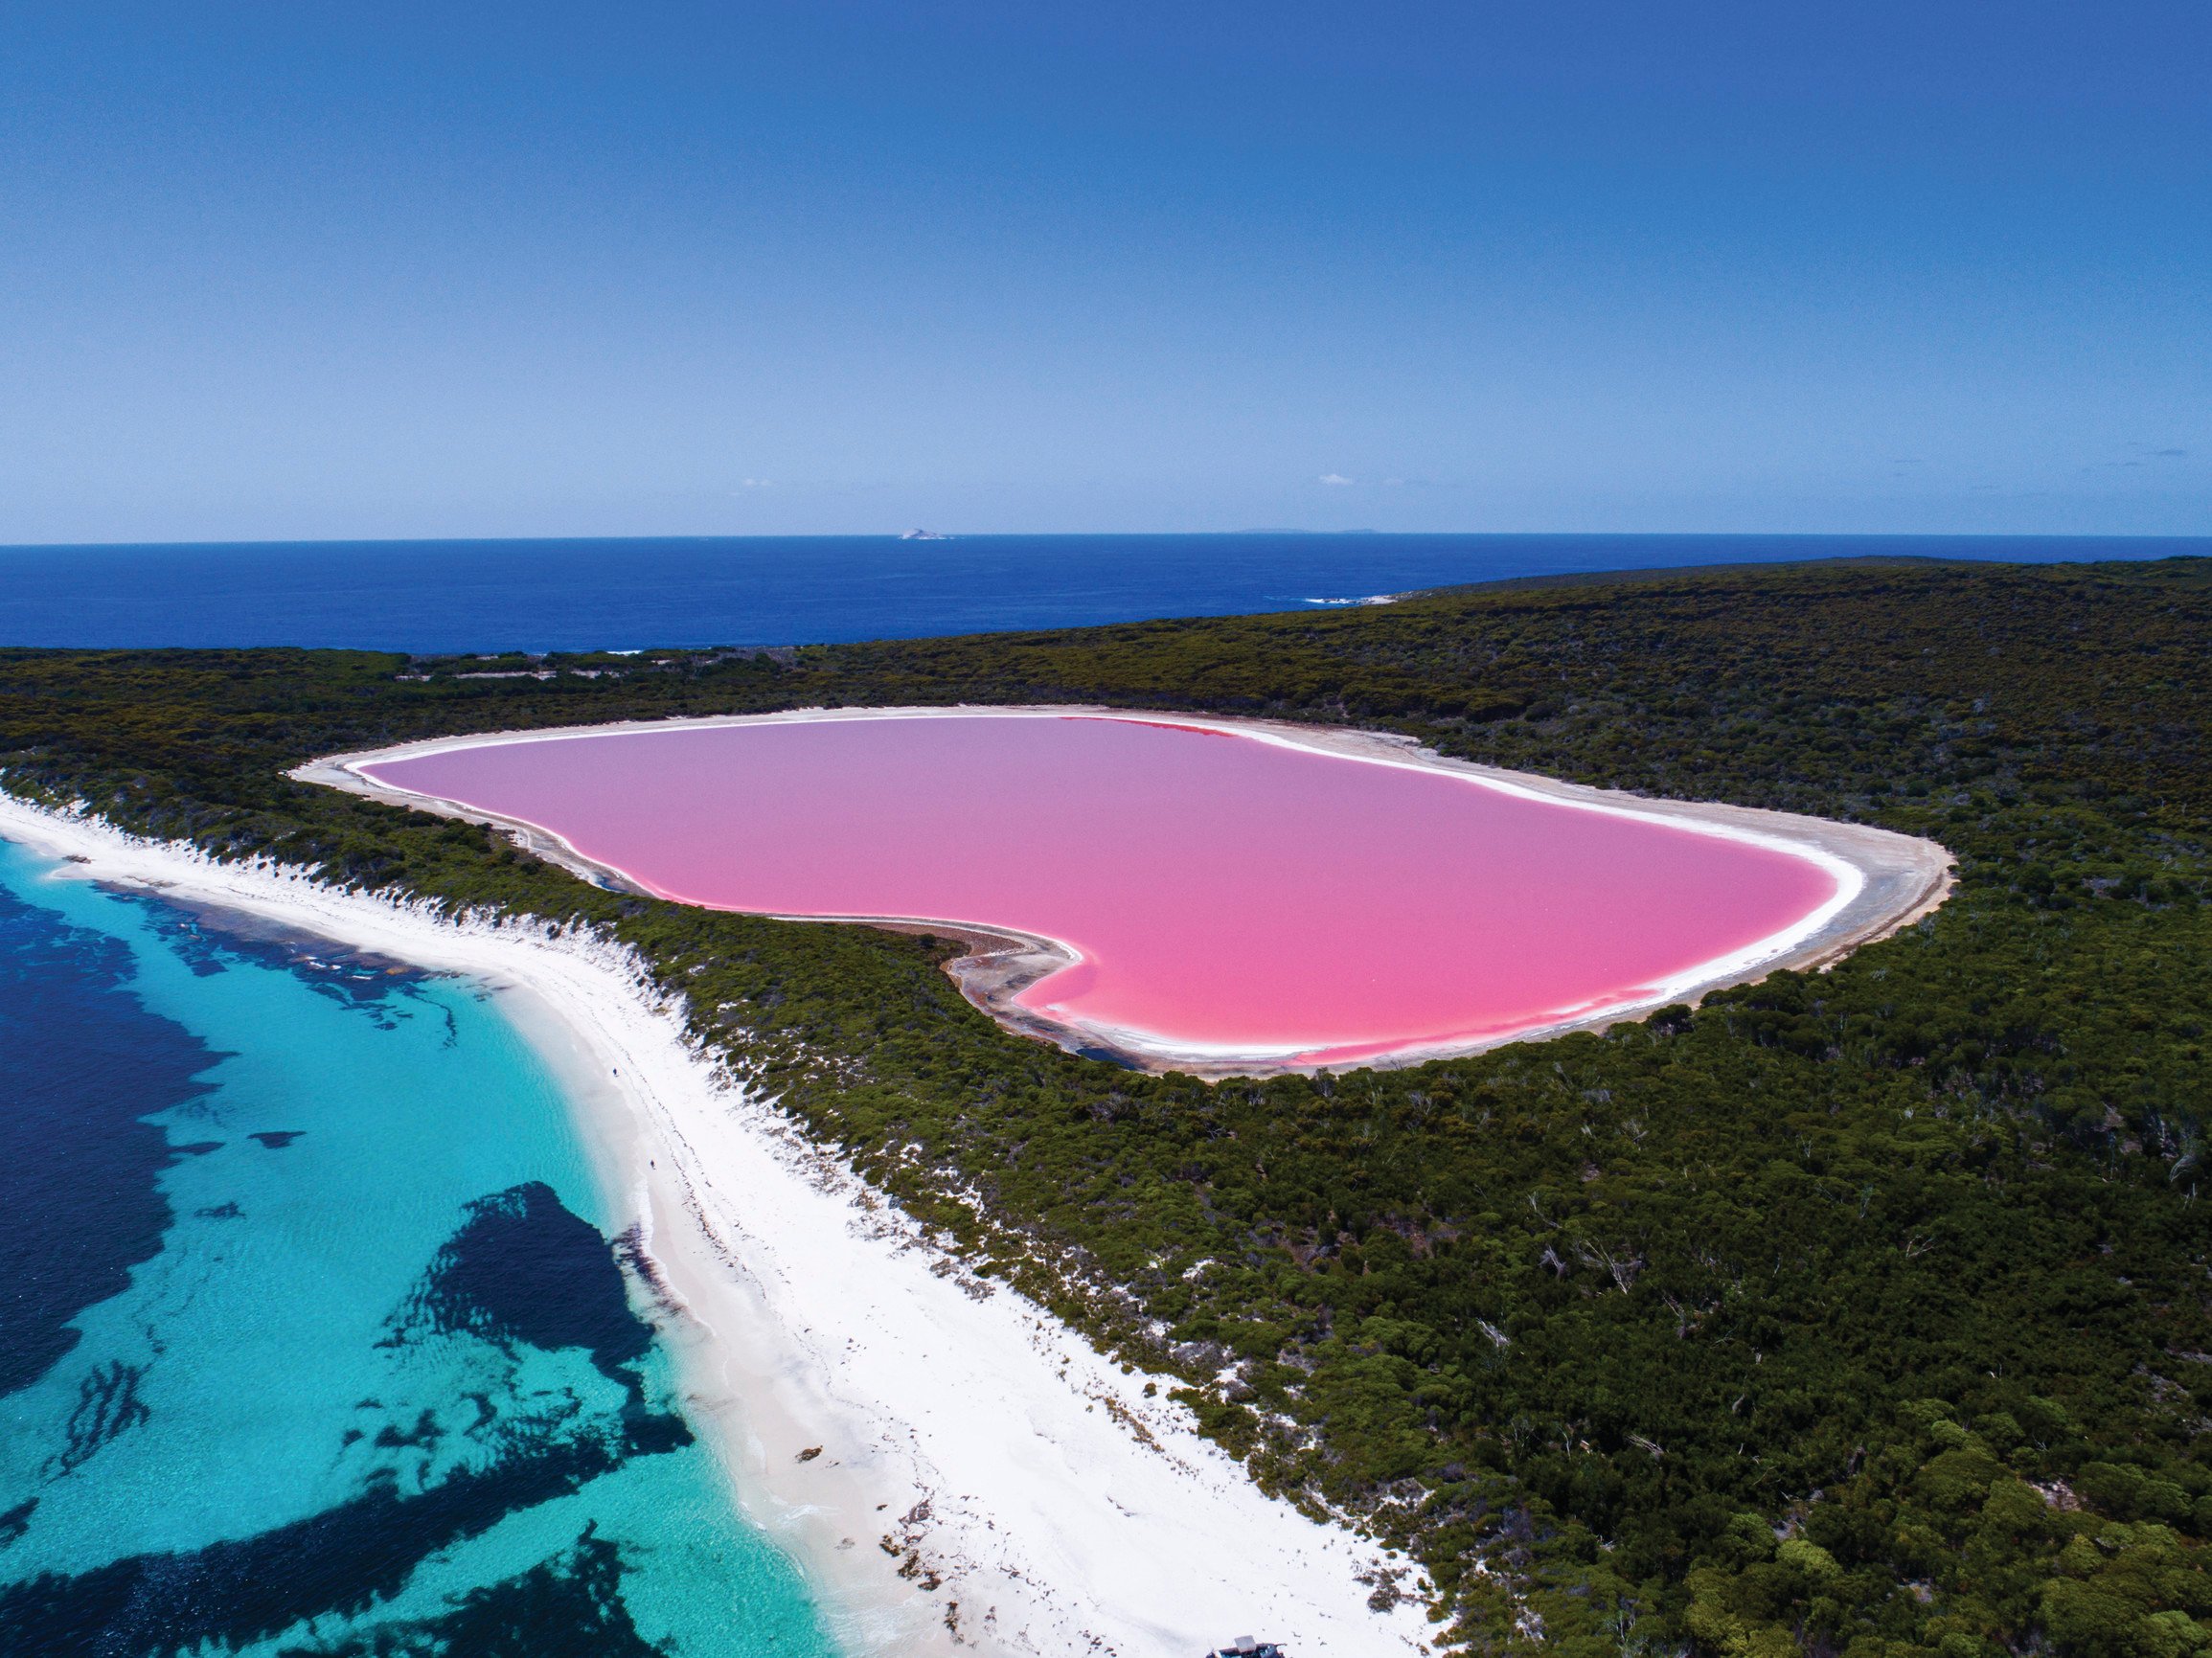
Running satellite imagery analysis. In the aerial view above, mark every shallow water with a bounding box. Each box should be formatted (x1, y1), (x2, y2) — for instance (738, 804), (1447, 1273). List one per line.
(0, 837), (835, 1656)
(364, 712), (1838, 1062)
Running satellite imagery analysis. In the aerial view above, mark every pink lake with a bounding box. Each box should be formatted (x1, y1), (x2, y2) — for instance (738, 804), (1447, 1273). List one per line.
(361, 713), (1842, 1065)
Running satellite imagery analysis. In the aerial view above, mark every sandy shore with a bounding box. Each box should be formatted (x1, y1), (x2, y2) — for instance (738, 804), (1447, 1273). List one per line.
(0, 794), (1432, 1658)
(300, 705), (1954, 1077)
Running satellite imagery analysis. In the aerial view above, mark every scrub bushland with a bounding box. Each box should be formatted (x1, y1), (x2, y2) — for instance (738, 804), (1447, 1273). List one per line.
(4, 555), (2211, 1658)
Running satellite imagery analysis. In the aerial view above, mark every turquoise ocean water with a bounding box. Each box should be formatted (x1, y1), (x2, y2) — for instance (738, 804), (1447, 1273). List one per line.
(0, 837), (835, 1655)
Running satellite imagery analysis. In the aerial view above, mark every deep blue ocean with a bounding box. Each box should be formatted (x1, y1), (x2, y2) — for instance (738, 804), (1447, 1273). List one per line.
(2, 532), (2203, 653)
(0, 841), (834, 1656)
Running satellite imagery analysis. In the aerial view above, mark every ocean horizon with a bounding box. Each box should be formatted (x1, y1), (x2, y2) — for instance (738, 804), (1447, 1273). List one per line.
(2, 532), (2204, 655)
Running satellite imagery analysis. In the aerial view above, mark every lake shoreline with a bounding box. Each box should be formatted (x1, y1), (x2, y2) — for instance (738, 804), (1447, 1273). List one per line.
(302, 705), (1955, 1077)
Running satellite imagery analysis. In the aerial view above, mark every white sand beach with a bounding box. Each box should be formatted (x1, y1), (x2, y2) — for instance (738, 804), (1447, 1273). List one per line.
(0, 793), (1435, 1658)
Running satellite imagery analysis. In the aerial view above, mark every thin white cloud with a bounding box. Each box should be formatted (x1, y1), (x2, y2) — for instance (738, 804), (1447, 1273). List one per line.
(1318, 472), (1354, 486)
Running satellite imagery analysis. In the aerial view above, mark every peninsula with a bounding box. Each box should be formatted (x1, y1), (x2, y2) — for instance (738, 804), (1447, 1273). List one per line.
(3, 556), (2208, 1657)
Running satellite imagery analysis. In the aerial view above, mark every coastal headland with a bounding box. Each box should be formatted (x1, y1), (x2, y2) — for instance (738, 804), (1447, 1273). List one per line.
(7, 557), (2207, 1656)
(298, 707), (1953, 1077)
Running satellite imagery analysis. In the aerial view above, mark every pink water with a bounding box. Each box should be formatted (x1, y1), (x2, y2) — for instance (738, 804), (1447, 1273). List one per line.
(363, 715), (1837, 1063)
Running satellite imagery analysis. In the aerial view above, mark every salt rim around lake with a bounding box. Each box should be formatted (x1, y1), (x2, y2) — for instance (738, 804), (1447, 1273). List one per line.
(311, 708), (1953, 1076)
(0, 792), (1436, 1658)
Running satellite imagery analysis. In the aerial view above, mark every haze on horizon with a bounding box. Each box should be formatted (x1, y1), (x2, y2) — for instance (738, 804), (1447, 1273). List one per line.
(1, 2), (2205, 545)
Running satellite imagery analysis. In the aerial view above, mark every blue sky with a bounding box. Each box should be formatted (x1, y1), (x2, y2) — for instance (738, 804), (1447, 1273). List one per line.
(1, 2), (2205, 541)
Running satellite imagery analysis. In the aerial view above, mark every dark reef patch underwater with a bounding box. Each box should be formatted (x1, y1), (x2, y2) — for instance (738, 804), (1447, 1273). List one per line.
(405, 1182), (658, 1385)
(0, 876), (214, 1397)
(0, 839), (833, 1657)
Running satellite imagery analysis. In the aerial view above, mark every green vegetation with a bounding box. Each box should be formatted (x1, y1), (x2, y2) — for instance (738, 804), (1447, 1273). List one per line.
(5, 556), (2211, 1658)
